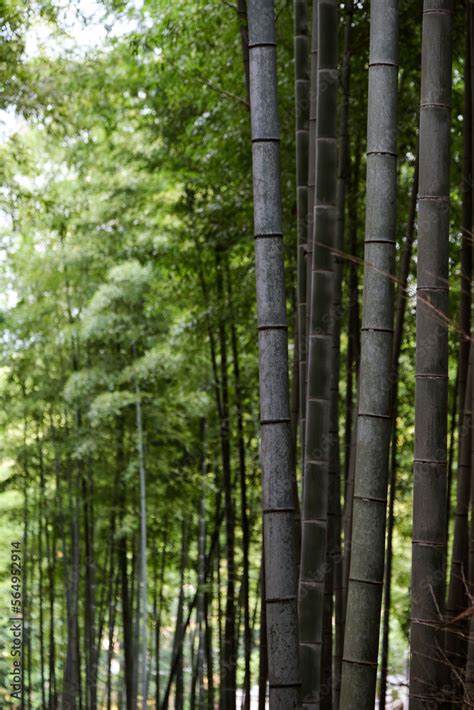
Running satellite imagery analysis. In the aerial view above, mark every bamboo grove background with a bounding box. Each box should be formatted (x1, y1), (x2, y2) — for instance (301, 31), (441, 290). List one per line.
(0, 0), (470, 708)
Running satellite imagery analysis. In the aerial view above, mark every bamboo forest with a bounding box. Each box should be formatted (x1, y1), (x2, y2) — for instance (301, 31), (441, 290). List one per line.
(0, 0), (471, 708)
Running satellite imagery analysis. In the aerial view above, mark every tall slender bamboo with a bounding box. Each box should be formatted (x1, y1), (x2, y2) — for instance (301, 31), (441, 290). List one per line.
(47, 494), (57, 710)
(446, 359), (472, 702)
(170, 521), (187, 710)
(116, 426), (135, 710)
(321, 551), (334, 710)
(215, 251), (237, 710)
(304, 0), (318, 432)
(197, 421), (207, 710)
(21, 447), (29, 710)
(343, 137), (362, 486)
(471, 2), (473, 214)
(82, 469), (97, 710)
(237, 0), (250, 104)
(299, 1), (338, 705)
(470, 33), (474, 706)
(409, 2), (453, 706)
(468, 16), (473, 702)
(247, 2), (301, 706)
(226, 265), (252, 710)
(445, 18), (472, 700)
(154, 529), (167, 709)
(342, 396), (357, 627)
(379, 152), (419, 710)
(332, 4), (354, 703)
(205, 566), (214, 710)
(197, 495), (206, 710)
(258, 554), (268, 710)
(341, 142), (362, 641)
(464, 345), (474, 706)
(134, 380), (148, 710)
(446, 367), (459, 539)
(216, 535), (224, 710)
(63, 464), (81, 710)
(458, 6), (472, 439)
(340, 2), (399, 708)
(190, 599), (198, 707)
(37, 439), (47, 710)
(291, 321), (300, 475)
(132, 537), (140, 707)
(26, 503), (32, 710)
(50, 413), (66, 710)
(295, 0), (310, 462)
(106, 571), (118, 710)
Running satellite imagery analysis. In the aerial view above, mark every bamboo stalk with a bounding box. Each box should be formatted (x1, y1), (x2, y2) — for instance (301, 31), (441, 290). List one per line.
(295, 0), (310, 464)
(409, 2), (453, 706)
(299, 1), (338, 705)
(304, 0), (318, 447)
(379, 151), (419, 710)
(445, 13), (472, 699)
(332, 4), (354, 704)
(247, 2), (302, 706)
(340, 1), (399, 707)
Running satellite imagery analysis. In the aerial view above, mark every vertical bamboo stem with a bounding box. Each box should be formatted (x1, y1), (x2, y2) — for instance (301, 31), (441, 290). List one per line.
(340, 2), (399, 707)
(248, 2), (302, 706)
(295, 0), (310, 463)
(299, 1), (338, 705)
(409, 2), (453, 706)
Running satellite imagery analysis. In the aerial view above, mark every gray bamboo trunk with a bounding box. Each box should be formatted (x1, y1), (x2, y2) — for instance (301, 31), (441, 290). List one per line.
(215, 252), (237, 710)
(226, 263), (252, 710)
(463, 7), (474, 703)
(247, 2), (301, 707)
(445, 19), (471, 701)
(204, 568), (214, 710)
(465, 345), (474, 706)
(331, 4), (354, 704)
(299, 1), (338, 706)
(446, 355), (472, 703)
(135, 383), (148, 710)
(295, 0), (310, 463)
(341, 392), (357, 626)
(63, 476), (81, 710)
(341, 141), (362, 640)
(340, 2), (399, 708)
(457, 4), (472, 440)
(197, 488), (206, 709)
(197, 421), (207, 710)
(379, 151), (419, 710)
(320, 543), (334, 710)
(21, 462), (29, 709)
(169, 521), (187, 710)
(409, 2), (453, 707)
(258, 551), (268, 710)
(343, 137), (362, 487)
(37, 472), (46, 709)
(304, 0), (318, 424)
(106, 571), (118, 709)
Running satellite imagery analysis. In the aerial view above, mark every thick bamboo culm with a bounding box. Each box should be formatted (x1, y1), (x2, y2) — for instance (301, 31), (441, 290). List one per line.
(304, 0), (318, 466)
(294, 0), (310, 465)
(299, 1), (338, 706)
(409, 2), (453, 707)
(445, 9), (472, 699)
(248, 1), (302, 707)
(340, 1), (399, 707)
